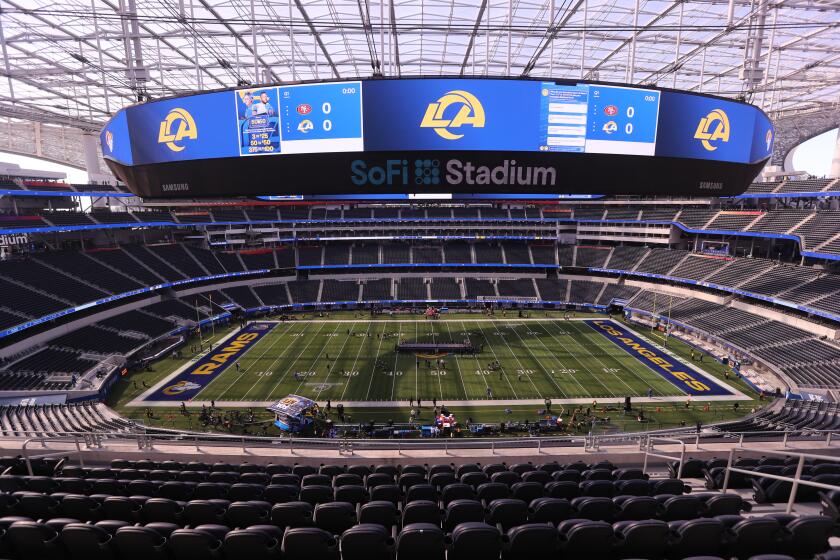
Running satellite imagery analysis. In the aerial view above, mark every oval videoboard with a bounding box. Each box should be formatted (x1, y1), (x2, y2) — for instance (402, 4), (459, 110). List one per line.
(101, 78), (774, 198)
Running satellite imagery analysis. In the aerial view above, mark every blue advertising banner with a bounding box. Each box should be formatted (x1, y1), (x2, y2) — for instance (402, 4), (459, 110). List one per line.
(147, 322), (276, 401)
(585, 319), (733, 396)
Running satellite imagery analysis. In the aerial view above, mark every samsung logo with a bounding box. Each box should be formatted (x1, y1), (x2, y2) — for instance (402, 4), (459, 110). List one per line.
(698, 181), (723, 191)
(162, 183), (190, 192)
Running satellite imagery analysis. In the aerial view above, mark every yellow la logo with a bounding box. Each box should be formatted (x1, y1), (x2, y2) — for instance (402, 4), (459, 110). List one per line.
(420, 90), (485, 140)
(158, 108), (198, 152)
(693, 109), (730, 151)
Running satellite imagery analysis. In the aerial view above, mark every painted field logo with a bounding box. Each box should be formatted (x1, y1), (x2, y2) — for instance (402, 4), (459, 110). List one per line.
(420, 90), (485, 140)
(694, 109), (730, 152)
(162, 380), (201, 396)
(158, 108), (198, 152)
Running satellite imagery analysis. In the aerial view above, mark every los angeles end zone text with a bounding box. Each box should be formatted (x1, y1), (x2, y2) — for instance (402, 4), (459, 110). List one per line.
(137, 319), (738, 406)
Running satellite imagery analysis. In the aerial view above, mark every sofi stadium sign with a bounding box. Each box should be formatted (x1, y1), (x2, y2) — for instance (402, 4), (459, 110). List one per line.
(350, 158), (557, 188)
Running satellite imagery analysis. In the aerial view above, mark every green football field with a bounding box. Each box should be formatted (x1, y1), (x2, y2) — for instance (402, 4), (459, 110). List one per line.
(136, 316), (744, 406)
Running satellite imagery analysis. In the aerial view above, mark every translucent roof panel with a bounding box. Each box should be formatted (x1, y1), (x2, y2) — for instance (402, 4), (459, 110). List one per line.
(0, 0), (836, 129)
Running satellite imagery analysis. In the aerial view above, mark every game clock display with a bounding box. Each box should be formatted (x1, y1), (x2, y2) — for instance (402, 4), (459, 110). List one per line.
(278, 81), (364, 154)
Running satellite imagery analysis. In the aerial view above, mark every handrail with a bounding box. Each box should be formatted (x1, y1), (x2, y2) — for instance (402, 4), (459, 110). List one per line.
(21, 436), (85, 476)
(3, 427), (835, 458)
(642, 436), (687, 478)
(721, 446), (840, 514)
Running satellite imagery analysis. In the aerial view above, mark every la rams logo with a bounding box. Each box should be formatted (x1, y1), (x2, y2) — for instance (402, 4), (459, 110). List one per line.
(105, 130), (114, 152)
(420, 90), (485, 140)
(765, 129), (773, 151)
(162, 380), (201, 396)
(694, 109), (730, 151)
(158, 108), (197, 152)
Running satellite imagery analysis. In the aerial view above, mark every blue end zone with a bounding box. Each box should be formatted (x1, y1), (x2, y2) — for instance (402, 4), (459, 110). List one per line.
(584, 319), (733, 396)
(148, 322), (276, 401)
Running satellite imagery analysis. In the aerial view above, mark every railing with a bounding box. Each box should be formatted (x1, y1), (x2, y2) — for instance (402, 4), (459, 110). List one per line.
(642, 436), (687, 478)
(9, 428), (840, 459)
(721, 447), (840, 514)
(21, 436), (85, 475)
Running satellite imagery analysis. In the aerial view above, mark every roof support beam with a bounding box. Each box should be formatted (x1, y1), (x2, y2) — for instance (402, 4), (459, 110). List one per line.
(293, 0), (340, 78)
(459, 0), (486, 77)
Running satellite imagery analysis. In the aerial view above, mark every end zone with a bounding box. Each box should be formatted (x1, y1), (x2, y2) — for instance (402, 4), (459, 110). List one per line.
(129, 322), (276, 406)
(585, 319), (745, 399)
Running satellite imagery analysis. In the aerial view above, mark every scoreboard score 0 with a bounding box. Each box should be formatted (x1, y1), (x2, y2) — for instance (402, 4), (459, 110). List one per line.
(277, 82), (363, 154)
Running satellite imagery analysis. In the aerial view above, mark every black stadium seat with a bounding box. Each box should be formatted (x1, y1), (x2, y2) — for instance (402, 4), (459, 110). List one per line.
(449, 522), (501, 560)
(396, 523), (446, 560)
(341, 523), (393, 560)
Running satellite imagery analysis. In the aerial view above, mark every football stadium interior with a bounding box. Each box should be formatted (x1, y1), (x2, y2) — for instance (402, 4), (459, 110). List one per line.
(0, 1), (837, 559)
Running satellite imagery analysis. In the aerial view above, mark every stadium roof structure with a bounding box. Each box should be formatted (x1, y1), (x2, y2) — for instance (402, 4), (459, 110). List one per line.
(0, 0), (837, 170)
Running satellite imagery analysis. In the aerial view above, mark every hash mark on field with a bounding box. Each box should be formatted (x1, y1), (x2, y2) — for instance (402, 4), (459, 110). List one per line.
(460, 321), (492, 399)
(567, 321), (663, 395)
(390, 322), (403, 401)
(480, 322), (543, 398)
(473, 322), (520, 399)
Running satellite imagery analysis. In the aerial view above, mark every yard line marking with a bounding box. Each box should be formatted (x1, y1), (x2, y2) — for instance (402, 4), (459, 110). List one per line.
(260, 321), (329, 400)
(205, 321), (297, 400)
(443, 321), (469, 400)
(524, 322), (590, 396)
(291, 322), (343, 398)
(391, 322), (404, 401)
(239, 322), (320, 400)
(459, 321), (493, 399)
(534, 321), (615, 397)
(506, 325), (568, 398)
(363, 322), (389, 401)
(474, 322), (522, 399)
(484, 322), (544, 398)
(340, 321), (373, 401)
(428, 320), (445, 402)
(314, 320), (357, 401)
(566, 321), (663, 395)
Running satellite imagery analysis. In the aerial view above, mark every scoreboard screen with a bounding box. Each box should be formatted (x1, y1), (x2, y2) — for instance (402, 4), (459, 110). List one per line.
(277, 82), (363, 154)
(100, 77), (774, 198)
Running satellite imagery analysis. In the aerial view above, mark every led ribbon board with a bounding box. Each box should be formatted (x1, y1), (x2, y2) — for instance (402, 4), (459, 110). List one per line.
(102, 78), (774, 198)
